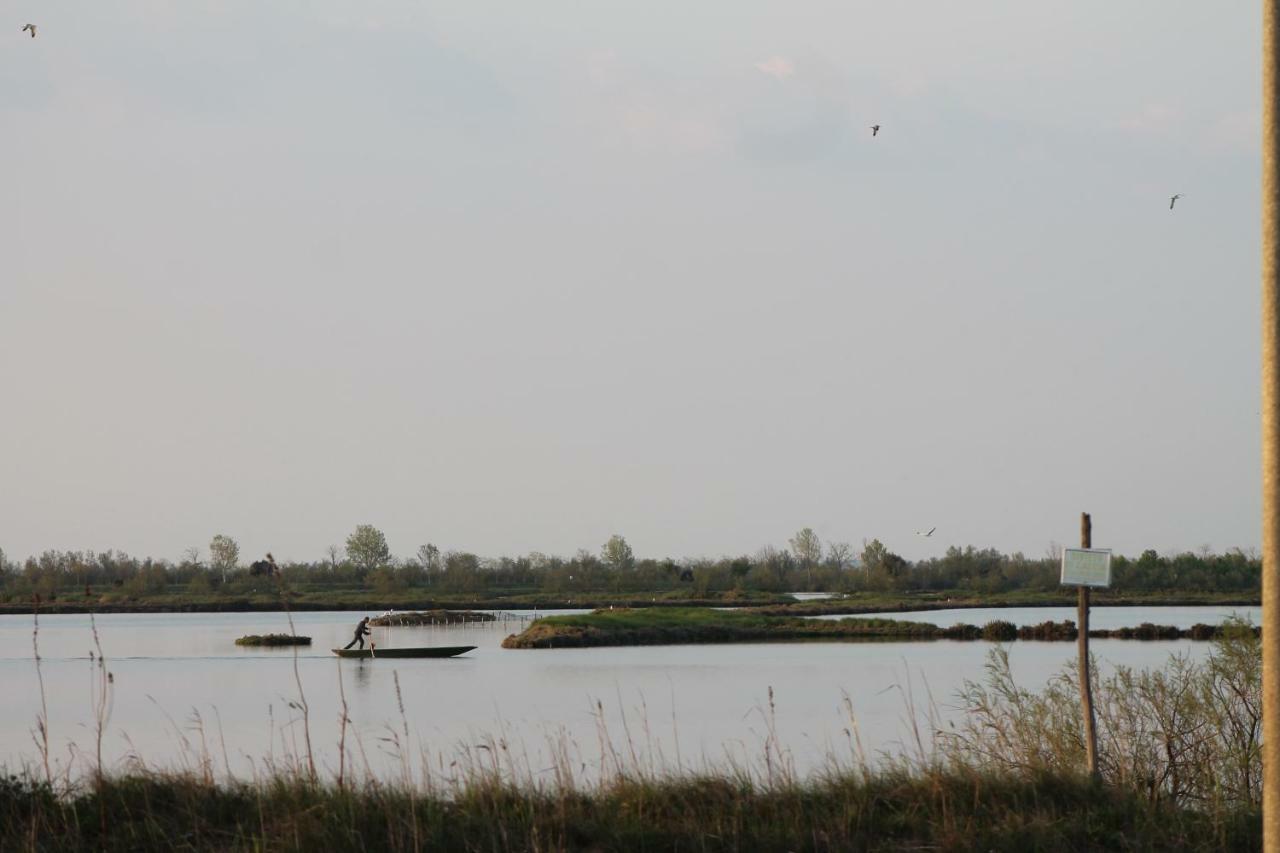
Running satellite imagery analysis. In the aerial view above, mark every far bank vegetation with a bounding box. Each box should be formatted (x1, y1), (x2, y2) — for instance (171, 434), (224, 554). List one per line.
(0, 527), (1260, 607)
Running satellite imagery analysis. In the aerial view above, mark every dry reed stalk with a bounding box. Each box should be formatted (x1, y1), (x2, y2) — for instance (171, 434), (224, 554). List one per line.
(392, 670), (421, 849)
(350, 712), (376, 784)
(336, 657), (349, 791)
(668, 683), (683, 775)
(213, 706), (232, 780)
(89, 614), (114, 786)
(30, 605), (51, 786)
(839, 691), (871, 782)
(281, 595), (316, 784)
(188, 708), (214, 786)
(753, 685), (794, 789)
(593, 699), (624, 783)
(613, 685), (643, 779)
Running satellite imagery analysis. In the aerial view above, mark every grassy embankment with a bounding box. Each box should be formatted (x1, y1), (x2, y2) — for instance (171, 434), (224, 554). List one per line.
(0, 769), (1255, 852)
(501, 607), (1243, 648)
(0, 587), (1258, 615)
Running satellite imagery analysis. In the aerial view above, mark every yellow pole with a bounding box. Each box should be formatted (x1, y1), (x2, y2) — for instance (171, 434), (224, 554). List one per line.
(1263, 2), (1280, 848)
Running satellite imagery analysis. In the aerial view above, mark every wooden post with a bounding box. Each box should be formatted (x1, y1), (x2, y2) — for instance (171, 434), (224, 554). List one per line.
(1264, 2), (1280, 847)
(1078, 512), (1099, 780)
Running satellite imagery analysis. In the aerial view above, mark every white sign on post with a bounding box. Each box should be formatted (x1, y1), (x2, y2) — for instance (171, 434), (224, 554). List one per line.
(1060, 548), (1112, 588)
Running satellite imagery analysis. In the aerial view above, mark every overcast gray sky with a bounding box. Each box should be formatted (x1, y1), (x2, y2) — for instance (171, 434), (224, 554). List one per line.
(0, 1), (1262, 564)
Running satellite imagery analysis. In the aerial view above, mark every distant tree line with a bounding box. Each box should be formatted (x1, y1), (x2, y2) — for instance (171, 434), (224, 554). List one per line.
(0, 527), (1261, 602)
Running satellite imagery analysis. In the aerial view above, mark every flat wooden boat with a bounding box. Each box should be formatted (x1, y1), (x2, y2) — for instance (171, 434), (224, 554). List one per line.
(332, 645), (476, 659)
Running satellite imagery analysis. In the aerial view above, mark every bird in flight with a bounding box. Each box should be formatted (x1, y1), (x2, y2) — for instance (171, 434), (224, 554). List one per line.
(870, 124), (881, 137)
(21, 23), (36, 38)
(1169, 193), (1184, 210)
(916, 527), (936, 538)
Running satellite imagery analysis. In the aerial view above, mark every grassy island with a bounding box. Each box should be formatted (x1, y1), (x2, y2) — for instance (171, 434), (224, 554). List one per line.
(234, 634), (311, 646)
(500, 608), (1249, 649)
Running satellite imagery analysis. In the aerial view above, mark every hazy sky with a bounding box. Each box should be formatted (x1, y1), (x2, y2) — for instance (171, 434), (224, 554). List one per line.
(0, 2), (1263, 564)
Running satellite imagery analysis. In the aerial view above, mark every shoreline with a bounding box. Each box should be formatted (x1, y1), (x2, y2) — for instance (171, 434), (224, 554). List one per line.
(0, 591), (1260, 616)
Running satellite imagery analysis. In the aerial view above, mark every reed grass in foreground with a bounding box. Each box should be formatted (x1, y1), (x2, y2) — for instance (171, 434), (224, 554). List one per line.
(0, 768), (1259, 852)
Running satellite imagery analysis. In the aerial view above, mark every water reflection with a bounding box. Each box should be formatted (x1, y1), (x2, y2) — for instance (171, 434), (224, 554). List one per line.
(813, 605), (1262, 630)
(352, 659), (373, 689)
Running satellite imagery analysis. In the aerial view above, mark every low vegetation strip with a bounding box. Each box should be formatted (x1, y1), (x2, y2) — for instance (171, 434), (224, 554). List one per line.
(0, 769), (1257, 852)
(233, 634), (311, 646)
(500, 608), (1251, 648)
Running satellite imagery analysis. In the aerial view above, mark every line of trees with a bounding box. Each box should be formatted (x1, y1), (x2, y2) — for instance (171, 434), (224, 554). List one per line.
(0, 528), (1261, 602)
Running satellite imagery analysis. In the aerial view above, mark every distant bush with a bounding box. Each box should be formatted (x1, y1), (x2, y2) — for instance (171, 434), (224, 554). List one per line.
(943, 623), (981, 640)
(1018, 620), (1077, 641)
(981, 620), (1017, 642)
(1189, 623), (1217, 641)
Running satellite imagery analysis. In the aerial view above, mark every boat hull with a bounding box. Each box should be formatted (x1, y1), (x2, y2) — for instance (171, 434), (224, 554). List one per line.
(331, 645), (476, 659)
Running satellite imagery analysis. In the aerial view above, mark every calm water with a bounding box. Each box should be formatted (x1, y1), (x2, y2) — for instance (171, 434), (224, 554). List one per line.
(810, 604), (1262, 630)
(0, 607), (1244, 784)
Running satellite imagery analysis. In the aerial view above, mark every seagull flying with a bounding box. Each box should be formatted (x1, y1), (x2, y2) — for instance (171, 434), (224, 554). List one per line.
(21, 23), (36, 38)
(870, 124), (881, 137)
(1170, 193), (1184, 210)
(915, 527), (936, 538)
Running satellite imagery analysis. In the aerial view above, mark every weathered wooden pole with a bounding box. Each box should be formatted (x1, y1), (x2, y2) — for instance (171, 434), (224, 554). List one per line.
(1264, 2), (1280, 847)
(1077, 512), (1099, 780)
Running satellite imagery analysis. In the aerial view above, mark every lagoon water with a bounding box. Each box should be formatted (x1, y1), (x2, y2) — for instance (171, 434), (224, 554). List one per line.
(812, 604), (1262, 630)
(0, 605), (1255, 785)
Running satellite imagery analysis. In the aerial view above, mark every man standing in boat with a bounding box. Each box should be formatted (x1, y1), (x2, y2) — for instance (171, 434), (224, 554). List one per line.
(343, 616), (371, 650)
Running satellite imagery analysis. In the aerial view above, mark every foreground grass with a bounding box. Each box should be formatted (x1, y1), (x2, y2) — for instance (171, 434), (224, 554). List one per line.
(501, 607), (1239, 648)
(0, 769), (1258, 852)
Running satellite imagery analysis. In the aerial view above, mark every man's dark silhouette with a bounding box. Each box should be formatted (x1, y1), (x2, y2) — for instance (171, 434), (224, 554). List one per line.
(343, 617), (371, 650)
